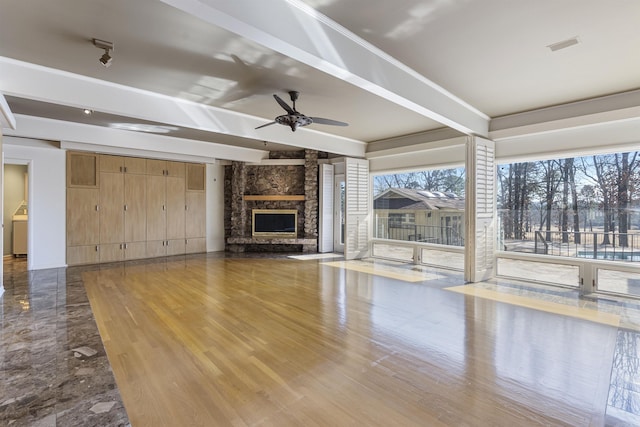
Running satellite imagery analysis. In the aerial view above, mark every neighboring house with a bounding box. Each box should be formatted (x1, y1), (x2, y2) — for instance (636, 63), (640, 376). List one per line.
(373, 188), (465, 246)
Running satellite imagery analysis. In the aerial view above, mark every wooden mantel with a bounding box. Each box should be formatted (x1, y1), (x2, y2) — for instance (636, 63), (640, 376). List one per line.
(243, 195), (305, 201)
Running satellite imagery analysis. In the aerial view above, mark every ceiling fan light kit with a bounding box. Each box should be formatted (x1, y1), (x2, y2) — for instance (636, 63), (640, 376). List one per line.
(256, 90), (348, 132)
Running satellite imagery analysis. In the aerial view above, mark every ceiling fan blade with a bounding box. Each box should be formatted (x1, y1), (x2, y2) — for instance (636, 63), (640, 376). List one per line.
(273, 94), (296, 114)
(310, 117), (349, 127)
(255, 121), (277, 129)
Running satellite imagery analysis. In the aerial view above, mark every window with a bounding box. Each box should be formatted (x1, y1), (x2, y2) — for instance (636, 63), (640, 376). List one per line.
(373, 167), (465, 246)
(388, 213), (415, 227)
(497, 151), (640, 262)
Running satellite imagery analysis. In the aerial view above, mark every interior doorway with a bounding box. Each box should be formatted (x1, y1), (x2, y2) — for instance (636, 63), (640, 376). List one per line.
(3, 161), (29, 263)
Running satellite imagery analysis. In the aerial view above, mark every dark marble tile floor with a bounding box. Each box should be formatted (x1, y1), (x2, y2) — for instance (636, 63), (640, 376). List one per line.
(1, 256), (130, 426)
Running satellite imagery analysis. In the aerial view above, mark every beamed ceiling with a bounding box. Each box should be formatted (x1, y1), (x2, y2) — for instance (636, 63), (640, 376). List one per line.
(1, 0), (639, 161)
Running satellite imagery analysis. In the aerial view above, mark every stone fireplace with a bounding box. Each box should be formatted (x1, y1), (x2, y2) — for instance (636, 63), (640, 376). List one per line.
(224, 149), (320, 252)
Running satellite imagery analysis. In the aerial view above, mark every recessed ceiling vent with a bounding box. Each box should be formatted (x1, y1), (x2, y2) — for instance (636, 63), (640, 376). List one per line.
(547, 36), (579, 52)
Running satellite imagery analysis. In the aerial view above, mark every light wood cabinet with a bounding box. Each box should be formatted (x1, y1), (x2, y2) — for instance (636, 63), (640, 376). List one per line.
(124, 242), (147, 260)
(146, 164), (187, 256)
(101, 155), (146, 174)
(124, 174), (146, 242)
(186, 238), (206, 254)
(99, 241), (147, 263)
(186, 192), (206, 238)
(67, 188), (100, 246)
(100, 171), (125, 244)
(67, 152), (99, 188)
(146, 240), (167, 258)
(67, 151), (206, 265)
(186, 163), (206, 192)
(99, 243), (124, 263)
(166, 239), (185, 256)
(166, 175), (185, 240)
(146, 159), (185, 177)
(99, 154), (148, 257)
(67, 245), (99, 265)
(146, 175), (166, 242)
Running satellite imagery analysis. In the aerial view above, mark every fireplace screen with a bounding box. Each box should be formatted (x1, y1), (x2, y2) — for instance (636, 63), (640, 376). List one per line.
(252, 209), (297, 237)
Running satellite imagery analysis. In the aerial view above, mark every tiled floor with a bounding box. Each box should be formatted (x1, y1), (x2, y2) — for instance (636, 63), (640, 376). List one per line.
(0, 256), (130, 426)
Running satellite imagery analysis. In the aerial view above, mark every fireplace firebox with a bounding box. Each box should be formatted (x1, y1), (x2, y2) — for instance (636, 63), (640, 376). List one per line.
(252, 209), (297, 237)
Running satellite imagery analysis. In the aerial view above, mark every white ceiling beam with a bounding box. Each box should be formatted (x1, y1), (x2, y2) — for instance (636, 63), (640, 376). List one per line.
(0, 92), (17, 130)
(159, 0), (489, 137)
(5, 115), (269, 163)
(0, 57), (367, 158)
(490, 89), (640, 141)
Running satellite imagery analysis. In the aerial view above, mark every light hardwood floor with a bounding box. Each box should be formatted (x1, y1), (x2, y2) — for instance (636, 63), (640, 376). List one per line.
(82, 255), (622, 426)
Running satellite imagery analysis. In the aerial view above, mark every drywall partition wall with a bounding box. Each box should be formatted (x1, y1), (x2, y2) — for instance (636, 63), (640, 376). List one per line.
(4, 137), (66, 270)
(3, 164), (27, 255)
(207, 162), (225, 251)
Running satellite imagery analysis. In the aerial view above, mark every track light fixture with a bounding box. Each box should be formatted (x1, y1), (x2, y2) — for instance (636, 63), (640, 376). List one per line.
(92, 38), (114, 67)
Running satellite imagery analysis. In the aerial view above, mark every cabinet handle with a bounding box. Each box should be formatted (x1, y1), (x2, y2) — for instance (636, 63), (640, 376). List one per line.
(163, 205), (166, 211)
(119, 166), (123, 172)
(125, 243), (128, 249)
(185, 205), (188, 211)
(124, 204), (128, 211)
(95, 245), (99, 251)
(166, 240), (170, 246)
(124, 166), (128, 173)
(162, 241), (166, 246)
(120, 243), (123, 249)
(96, 205), (100, 211)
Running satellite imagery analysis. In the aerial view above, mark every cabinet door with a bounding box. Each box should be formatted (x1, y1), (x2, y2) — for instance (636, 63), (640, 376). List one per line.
(186, 163), (206, 191)
(67, 188), (100, 246)
(67, 151), (98, 188)
(166, 161), (185, 178)
(146, 175), (166, 241)
(185, 238), (206, 254)
(124, 173), (146, 242)
(146, 240), (166, 258)
(146, 159), (166, 176)
(100, 155), (124, 173)
(185, 192), (206, 238)
(166, 176), (185, 240)
(166, 239), (186, 256)
(67, 245), (99, 265)
(124, 242), (147, 260)
(125, 157), (146, 174)
(99, 243), (124, 263)
(100, 172), (125, 244)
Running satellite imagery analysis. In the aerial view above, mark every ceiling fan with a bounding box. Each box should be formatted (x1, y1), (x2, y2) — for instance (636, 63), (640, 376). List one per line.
(255, 91), (348, 132)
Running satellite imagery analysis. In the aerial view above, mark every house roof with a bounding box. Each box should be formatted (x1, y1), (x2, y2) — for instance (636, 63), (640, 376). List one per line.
(374, 188), (465, 211)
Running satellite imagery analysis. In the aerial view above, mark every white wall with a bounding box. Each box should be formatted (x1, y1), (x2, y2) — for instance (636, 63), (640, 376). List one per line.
(206, 163), (225, 252)
(4, 138), (66, 270)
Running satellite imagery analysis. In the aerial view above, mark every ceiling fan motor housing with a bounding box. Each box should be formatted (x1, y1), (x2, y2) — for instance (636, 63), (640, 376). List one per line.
(276, 114), (312, 131)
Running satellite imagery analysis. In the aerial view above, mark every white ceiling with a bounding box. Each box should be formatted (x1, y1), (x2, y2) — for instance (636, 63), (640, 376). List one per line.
(0, 0), (639, 159)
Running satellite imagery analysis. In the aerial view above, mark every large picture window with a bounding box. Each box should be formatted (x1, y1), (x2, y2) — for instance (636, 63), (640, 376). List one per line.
(373, 167), (465, 247)
(497, 151), (640, 262)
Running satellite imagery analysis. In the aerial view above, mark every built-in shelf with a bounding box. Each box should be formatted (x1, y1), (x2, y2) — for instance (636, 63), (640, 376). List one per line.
(243, 195), (305, 201)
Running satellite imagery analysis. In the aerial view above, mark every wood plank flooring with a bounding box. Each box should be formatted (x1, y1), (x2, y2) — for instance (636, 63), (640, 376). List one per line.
(83, 256), (620, 426)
